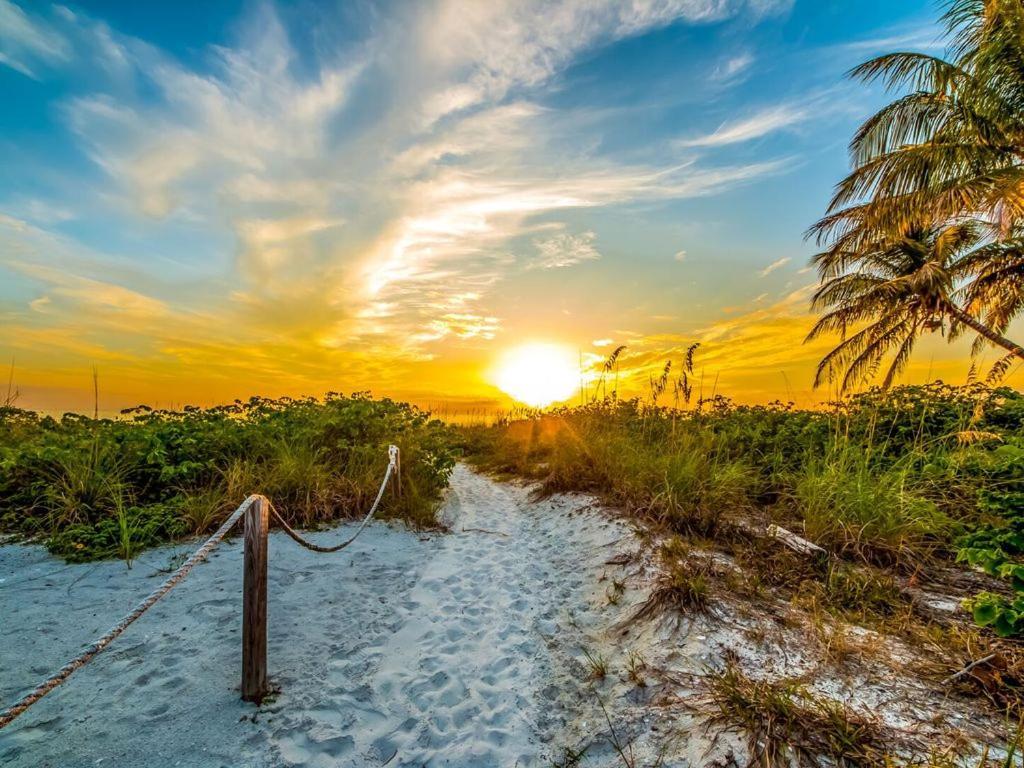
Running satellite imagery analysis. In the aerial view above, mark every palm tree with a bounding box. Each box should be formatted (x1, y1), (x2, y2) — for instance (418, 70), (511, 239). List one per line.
(821, 0), (1024, 242)
(809, 0), (1024, 386)
(959, 228), (1024, 341)
(807, 218), (1024, 391)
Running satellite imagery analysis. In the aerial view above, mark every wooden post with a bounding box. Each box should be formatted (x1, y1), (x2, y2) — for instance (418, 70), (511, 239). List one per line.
(242, 496), (268, 703)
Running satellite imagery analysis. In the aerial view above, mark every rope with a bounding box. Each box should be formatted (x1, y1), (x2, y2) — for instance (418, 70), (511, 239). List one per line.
(0, 444), (400, 730)
(0, 496), (255, 730)
(269, 445), (399, 553)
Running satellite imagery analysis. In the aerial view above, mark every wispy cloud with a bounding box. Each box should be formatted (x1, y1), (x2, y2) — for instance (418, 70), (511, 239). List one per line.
(0, 0), (69, 78)
(712, 52), (754, 83)
(759, 256), (790, 276)
(838, 25), (942, 55)
(678, 102), (810, 148)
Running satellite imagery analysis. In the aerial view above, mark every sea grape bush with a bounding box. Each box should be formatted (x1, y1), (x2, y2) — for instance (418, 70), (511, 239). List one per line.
(0, 393), (456, 561)
(956, 443), (1024, 636)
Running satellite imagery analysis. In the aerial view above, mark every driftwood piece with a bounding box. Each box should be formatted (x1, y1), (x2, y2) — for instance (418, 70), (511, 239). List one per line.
(766, 524), (830, 566)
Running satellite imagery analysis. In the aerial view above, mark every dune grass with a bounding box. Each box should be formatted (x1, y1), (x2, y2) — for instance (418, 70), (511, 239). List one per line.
(0, 393), (456, 562)
(461, 383), (1024, 639)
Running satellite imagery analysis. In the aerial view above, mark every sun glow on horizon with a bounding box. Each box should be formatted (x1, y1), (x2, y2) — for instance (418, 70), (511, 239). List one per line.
(493, 343), (579, 408)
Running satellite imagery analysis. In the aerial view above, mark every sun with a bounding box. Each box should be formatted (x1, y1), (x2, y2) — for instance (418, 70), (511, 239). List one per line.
(492, 343), (579, 408)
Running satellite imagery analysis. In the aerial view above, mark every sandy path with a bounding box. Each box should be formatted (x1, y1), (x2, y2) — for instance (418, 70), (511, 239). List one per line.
(0, 465), (634, 767)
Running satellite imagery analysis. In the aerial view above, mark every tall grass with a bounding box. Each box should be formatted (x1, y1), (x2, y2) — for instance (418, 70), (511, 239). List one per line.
(462, 383), (1022, 571)
(793, 446), (950, 568)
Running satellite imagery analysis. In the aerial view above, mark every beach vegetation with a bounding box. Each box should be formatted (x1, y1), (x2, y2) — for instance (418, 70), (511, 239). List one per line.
(0, 393), (456, 561)
(462, 380), (1024, 643)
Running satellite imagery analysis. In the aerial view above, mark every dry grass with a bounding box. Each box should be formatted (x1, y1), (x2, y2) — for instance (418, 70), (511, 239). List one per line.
(630, 537), (713, 625)
(696, 659), (904, 767)
(582, 648), (609, 680)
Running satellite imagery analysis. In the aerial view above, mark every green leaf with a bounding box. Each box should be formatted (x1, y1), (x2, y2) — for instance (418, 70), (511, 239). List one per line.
(972, 596), (1000, 626)
(994, 611), (1019, 638)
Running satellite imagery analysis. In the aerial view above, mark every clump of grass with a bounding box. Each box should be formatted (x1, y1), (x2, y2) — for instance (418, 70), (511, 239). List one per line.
(703, 658), (1010, 766)
(790, 563), (906, 628)
(794, 450), (951, 570)
(582, 648), (609, 680)
(823, 564), (904, 617)
(631, 537), (712, 624)
(261, 440), (334, 526)
(804, 605), (869, 669)
(111, 486), (141, 567)
(698, 660), (893, 767)
(178, 486), (228, 534)
(728, 538), (823, 596)
(43, 441), (127, 529)
(626, 650), (647, 688)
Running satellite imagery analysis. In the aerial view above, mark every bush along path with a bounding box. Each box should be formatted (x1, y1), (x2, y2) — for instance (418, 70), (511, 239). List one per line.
(1, 464), (1017, 767)
(0, 394), (456, 562)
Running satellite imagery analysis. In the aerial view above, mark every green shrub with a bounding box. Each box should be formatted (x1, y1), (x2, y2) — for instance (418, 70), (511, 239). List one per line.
(0, 394), (456, 561)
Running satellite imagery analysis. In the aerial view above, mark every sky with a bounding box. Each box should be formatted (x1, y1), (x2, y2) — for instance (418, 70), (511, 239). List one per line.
(2, 0), (1022, 414)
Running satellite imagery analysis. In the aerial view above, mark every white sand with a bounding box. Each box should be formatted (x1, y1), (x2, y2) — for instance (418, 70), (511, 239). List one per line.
(0, 465), (640, 767)
(1, 464), (1005, 767)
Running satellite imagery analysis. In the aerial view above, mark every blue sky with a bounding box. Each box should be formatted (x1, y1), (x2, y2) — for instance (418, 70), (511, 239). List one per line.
(4, 0), (980, 412)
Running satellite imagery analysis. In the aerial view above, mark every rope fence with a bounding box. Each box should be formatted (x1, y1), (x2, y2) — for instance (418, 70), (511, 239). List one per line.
(0, 445), (400, 730)
(270, 445), (398, 553)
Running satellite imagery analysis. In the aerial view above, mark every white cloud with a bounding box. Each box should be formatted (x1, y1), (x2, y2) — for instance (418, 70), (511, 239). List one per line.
(0, 1), (70, 78)
(64, 5), (363, 220)
(674, 249), (688, 262)
(759, 256), (791, 276)
(593, 338), (614, 347)
(712, 52), (754, 82)
(679, 103), (809, 148)
(530, 231), (602, 269)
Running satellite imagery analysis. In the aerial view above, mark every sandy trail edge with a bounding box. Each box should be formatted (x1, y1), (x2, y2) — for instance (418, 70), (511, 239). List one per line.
(0, 464), (638, 767)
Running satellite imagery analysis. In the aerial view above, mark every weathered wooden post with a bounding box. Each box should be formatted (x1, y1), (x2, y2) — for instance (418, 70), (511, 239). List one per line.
(242, 496), (268, 703)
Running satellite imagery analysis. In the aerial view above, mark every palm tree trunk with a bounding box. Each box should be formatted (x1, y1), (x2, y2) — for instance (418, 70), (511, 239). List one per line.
(944, 301), (1024, 360)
